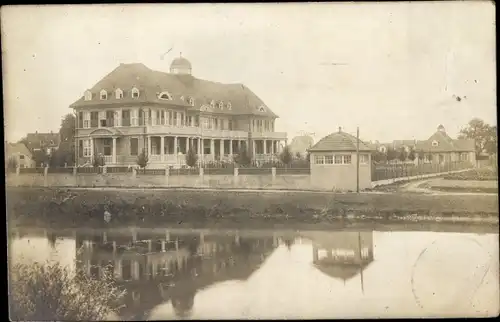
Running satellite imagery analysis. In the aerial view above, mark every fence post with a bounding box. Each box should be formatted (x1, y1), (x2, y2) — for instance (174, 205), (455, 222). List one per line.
(73, 166), (78, 186)
(132, 167), (137, 179)
(43, 166), (49, 187)
(199, 167), (204, 177)
(234, 167), (239, 187)
(102, 165), (107, 175)
(165, 167), (169, 186)
(271, 167), (276, 184)
(16, 165), (20, 177)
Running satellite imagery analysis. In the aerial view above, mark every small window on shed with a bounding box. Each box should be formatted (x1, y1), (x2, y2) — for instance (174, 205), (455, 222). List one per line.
(324, 155), (333, 164)
(343, 155), (352, 164)
(314, 155), (324, 164)
(334, 155), (343, 164)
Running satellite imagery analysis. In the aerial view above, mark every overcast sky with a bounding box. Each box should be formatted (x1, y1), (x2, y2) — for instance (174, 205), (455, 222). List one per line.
(2, 2), (496, 143)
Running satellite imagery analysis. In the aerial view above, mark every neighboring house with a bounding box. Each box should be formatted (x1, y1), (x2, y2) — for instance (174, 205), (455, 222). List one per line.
(289, 135), (314, 157)
(308, 127), (373, 191)
(371, 125), (476, 165)
(70, 55), (287, 168)
(25, 131), (61, 156)
(413, 125), (475, 165)
(6, 142), (36, 168)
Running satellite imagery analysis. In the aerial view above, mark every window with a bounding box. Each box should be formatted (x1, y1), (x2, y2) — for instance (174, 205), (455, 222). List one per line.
(314, 155), (324, 164)
(78, 112), (84, 128)
(19, 155), (25, 160)
(114, 110), (121, 126)
(83, 139), (92, 157)
(103, 138), (112, 156)
(158, 92), (172, 100)
(90, 111), (99, 128)
(122, 110), (131, 126)
(131, 87), (140, 98)
(227, 102), (232, 110)
(180, 96), (185, 102)
(115, 89), (123, 99)
(84, 90), (92, 101)
(258, 105), (265, 112)
(189, 97), (195, 106)
(210, 100), (215, 108)
(359, 154), (369, 164)
(100, 90), (108, 100)
(432, 140), (439, 147)
(343, 155), (352, 164)
(130, 138), (139, 156)
(131, 109), (139, 126)
(218, 101), (223, 109)
(334, 155), (343, 164)
(460, 153), (469, 161)
(324, 155), (333, 164)
(98, 111), (106, 127)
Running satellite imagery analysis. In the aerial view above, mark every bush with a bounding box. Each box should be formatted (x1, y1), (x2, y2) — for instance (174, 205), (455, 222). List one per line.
(233, 148), (251, 167)
(7, 157), (18, 170)
(9, 261), (125, 321)
(92, 155), (105, 168)
(185, 148), (198, 168)
(136, 149), (148, 169)
(279, 145), (293, 167)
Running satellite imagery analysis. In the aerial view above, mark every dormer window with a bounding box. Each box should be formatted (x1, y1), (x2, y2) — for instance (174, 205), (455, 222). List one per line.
(258, 105), (266, 112)
(84, 90), (92, 101)
(158, 91), (173, 100)
(210, 100), (215, 109)
(188, 97), (195, 106)
(131, 87), (140, 98)
(100, 90), (108, 100)
(180, 96), (185, 101)
(227, 102), (232, 110)
(218, 101), (224, 109)
(432, 140), (439, 147)
(115, 88), (123, 99)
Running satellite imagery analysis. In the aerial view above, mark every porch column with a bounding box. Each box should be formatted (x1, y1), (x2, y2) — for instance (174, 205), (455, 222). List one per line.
(229, 139), (233, 156)
(252, 140), (256, 157)
(112, 137), (117, 164)
(263, 140), (267, 155)
(185, 137), (189, 153)
(220, 139), (224, 158)
(197, 137), (201, 155)
(210, 139), (215, 158)
(238, 140), (241, 153)
(90, 138), (94, 161)
(201, 138), (205, 160)
(160, 136), (165, 161)
(271, 140), (275, 155)
(174, 136), (178, 155)
(148, 136), (152, 157)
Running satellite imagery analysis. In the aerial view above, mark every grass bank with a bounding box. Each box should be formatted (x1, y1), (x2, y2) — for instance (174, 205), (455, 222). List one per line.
(6, 187), (498, 230)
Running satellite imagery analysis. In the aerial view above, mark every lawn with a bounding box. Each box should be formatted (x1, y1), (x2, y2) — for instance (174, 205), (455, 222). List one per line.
(6, 187), (498, 230)
(442, 168), (498, 181)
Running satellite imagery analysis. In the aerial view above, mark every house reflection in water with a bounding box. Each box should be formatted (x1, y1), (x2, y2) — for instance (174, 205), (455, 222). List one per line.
(74, 230), (279, 320)
(302, 231), (374, 292)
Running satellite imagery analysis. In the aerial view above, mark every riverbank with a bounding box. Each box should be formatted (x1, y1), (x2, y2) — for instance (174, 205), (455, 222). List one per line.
(6, 187), (498, 230)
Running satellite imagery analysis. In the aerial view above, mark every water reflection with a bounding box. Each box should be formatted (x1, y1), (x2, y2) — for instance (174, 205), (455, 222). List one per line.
(8, 228), (499, 319)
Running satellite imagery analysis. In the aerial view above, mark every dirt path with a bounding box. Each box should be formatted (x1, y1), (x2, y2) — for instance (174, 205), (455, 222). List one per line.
(400, 179), (498, 196)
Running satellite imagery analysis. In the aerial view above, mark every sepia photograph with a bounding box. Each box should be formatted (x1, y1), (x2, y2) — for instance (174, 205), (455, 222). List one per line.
(2, 2), (498, 320)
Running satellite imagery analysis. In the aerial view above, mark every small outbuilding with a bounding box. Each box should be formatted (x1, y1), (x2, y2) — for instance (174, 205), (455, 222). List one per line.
(308, 128), (373, 191)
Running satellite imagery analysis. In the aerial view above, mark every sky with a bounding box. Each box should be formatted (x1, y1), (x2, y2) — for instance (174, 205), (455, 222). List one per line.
(1, 2), (496, 144)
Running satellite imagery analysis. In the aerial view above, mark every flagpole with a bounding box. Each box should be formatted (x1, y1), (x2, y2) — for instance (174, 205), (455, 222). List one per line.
(356, 127), (360, 193)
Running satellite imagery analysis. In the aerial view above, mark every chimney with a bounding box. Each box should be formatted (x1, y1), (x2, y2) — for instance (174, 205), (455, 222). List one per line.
(338, 127), (342, 133)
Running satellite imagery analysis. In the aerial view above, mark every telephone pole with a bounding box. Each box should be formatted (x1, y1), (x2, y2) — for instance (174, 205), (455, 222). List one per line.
(356, 127), (360, 193)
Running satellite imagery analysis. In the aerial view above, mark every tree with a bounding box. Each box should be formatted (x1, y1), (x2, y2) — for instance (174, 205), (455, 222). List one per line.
(185, 148), (198, 168)
(279, 145), (293, 167)
(295, 152), (302, 159)
(398, 147), (408, 162)
(57, 114), (76, 166)
(458, 118), (497, 156)
(416, 149), (425, 164)
(372, 150), (387, 163)
(306, 152), (311, 163)
(407, 148), (416, 162)
(136, 149), (148, 168)
(386, 147), (398, 162)
(7, 157), (18, 170)
(233, 148), (251, 167)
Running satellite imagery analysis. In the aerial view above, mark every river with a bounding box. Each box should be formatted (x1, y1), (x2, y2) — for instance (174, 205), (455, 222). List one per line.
(8, 226), (499, 319)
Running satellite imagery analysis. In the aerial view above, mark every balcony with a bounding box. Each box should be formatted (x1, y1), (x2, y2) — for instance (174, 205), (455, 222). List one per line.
(251, 131), (287, 140)
(146, 125), (248, 139)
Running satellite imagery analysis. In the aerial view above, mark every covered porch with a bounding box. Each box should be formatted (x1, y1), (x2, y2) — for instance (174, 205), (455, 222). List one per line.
(78, 128), (124, 165)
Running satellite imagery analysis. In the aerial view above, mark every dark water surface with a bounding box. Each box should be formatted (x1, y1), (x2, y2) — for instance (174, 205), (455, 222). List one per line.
(8, 226), (499, 319)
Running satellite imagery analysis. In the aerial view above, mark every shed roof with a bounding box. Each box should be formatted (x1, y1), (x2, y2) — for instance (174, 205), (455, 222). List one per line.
(308, 130), (373, 152)
(6, 143), (32, 157)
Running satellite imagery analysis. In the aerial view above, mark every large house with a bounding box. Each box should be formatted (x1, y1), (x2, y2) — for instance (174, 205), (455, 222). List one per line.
(373, 125), (476, 165)
(70, 55), (287, 168)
